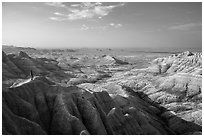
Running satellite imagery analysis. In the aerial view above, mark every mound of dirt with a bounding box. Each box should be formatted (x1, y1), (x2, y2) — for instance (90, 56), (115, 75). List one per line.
(101, 55), (129, 65)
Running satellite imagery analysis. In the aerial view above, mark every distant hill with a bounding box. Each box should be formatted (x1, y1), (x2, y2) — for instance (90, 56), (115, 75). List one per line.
(2, 45), (37, 54)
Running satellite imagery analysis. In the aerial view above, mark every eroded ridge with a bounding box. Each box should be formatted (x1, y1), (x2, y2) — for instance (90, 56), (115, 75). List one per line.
(2, 51), (202, 135)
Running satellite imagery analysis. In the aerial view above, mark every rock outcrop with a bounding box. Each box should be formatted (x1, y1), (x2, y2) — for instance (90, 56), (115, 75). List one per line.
(101, 55), (129, 65)
(78, 51), (202, 134)
(2, 51), (74, 86)
(2, 50), (202, 135)
(3, 45), (37, 55)
(3, 76), (179, 135)
(148, 51), (202, 74)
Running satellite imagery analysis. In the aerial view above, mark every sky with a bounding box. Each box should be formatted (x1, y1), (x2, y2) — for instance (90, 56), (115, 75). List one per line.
(2, 2), (202, 51)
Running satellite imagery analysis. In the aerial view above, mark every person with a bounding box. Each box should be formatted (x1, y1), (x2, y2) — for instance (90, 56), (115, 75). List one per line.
(30, 70), (34, 80)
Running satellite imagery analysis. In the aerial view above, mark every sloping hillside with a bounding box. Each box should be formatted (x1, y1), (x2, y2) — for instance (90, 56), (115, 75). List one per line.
(2, 51), (74, 86)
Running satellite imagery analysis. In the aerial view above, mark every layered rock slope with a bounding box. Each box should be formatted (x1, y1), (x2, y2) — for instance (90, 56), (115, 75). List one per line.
(2, 50), (202, 135)
(64, 54), (129, 67)
(2, 51), (73, 86)
(78, 51), (202, 134)
(2, 76), (178, 135)
(148, 51), (202, 75)
(3, 76), (201, 135)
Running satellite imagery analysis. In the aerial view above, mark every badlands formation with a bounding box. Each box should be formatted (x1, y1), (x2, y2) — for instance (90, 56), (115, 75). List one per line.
(2, 48), (202, 135)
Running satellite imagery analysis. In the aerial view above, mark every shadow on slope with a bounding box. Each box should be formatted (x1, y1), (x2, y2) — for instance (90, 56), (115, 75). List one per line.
(121, 85), (202, 135)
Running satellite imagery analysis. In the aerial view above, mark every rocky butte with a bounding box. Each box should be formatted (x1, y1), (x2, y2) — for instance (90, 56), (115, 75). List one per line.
(2, 48), (202, 135)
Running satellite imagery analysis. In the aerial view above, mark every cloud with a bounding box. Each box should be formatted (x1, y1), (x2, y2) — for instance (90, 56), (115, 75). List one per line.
(109, 23), (122, 28)
(49, 17), (66, 21)
(80, 23), (123, 31)
(168, 23), (202, 31)
(80, 24), (107, 31)
(45, 2), (66, 8)
(70, 4), (81, 7)
(54, 12), (67, 16)
(47, 2), (125, 21)
(109, 23), (115, 26)
(80, 24), (90, 30)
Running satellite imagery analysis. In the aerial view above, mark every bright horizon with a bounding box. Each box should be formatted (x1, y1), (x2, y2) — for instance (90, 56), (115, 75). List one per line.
(2, 2), (202, 52)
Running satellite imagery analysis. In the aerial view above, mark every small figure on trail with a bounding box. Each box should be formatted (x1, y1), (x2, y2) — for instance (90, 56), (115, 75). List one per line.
(30, 70), (34, 80)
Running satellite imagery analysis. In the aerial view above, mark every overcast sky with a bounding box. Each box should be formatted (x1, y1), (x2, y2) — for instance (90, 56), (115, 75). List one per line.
(2, 2), (202, 51)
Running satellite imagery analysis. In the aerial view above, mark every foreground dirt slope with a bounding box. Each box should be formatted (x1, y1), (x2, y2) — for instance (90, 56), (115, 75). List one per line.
(3, 75), (201, 135)
(2, 76), (174, 135)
